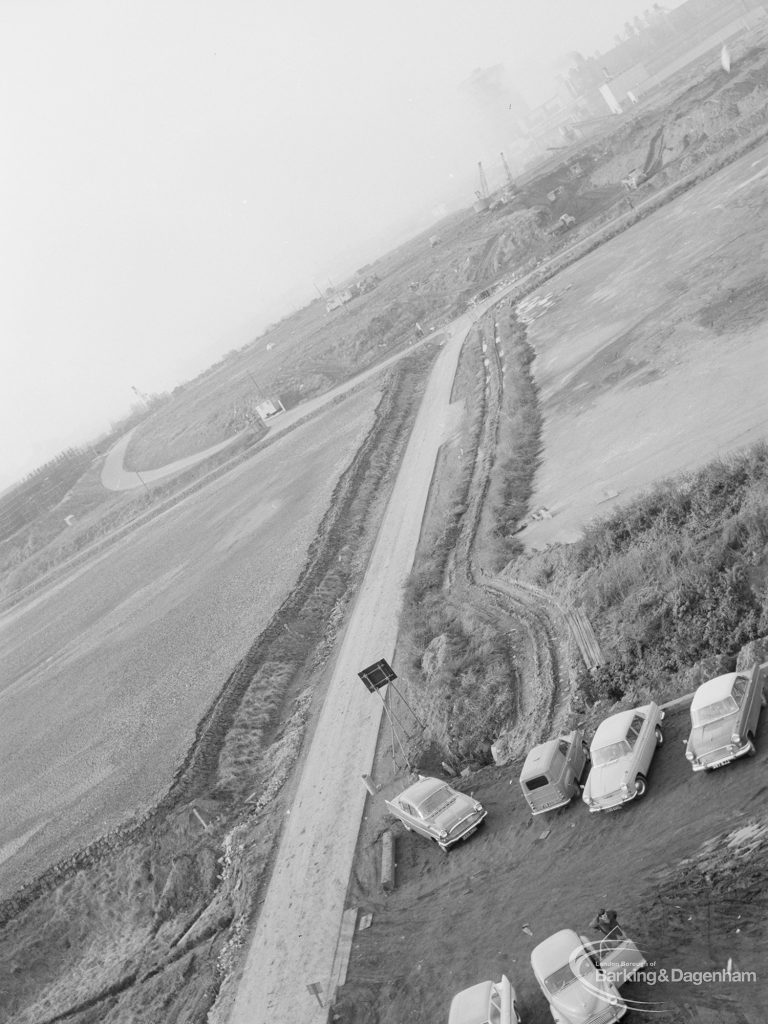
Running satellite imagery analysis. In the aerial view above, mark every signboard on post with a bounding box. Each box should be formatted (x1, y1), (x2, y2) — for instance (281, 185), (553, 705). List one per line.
(358, 659), (397, 693)
(306, 982), (324, 1007)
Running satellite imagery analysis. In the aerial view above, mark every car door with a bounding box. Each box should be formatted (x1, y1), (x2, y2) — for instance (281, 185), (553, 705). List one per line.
(626, 715), (644, 777)
(637, 711), (656, 773)
(554, 738), (578, 798)
(489, 985), (502, 1024)
(732, 673), (750, 739)
(744, 664), (763, 737)
(397, 799), (423, 836)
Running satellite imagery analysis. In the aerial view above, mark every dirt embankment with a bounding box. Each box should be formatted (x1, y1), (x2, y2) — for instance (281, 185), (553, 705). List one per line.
(0, 347), (437, 1024)
(394, 305), (566, 767)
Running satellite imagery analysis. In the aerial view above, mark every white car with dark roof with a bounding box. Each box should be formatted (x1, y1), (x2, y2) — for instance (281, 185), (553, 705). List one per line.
(582, 703), (664, 812)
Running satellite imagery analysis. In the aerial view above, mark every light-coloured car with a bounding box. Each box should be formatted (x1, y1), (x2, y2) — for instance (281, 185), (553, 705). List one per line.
(685, 662), (766, 771)
(519, 730), (590, 815)
(582, 703), (664, 812)
(531, 929), (627, 1024)
(448, 974), (522, 1024)
(385, 775), (486, 850)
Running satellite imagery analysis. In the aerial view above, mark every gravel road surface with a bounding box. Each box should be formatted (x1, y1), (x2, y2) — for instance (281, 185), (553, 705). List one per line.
(226, 312), (475, 1023)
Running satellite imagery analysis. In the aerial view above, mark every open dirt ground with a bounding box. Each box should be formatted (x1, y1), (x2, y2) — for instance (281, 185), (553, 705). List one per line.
(520, 140), (768, 549)
(337, 704), (768, 1023)
(0, 389), (377, 896)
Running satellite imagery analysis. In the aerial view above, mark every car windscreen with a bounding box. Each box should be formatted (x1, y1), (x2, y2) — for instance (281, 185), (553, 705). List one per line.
(592, 739), (631, 766)
(692, 695), (738, 727)
(544, 962), (577, 993)
(417, 785), (454, 816)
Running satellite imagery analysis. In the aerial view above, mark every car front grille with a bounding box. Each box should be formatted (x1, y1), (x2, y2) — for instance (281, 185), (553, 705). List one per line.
(449, 810), (485, 835)
(699, 745), (733, 766)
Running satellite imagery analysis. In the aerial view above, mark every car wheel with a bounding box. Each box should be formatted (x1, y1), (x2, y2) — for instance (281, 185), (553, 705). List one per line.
(634, 774), (647, 797)
(403, 822), (412, 832)
(746, 733), (756, 757)
(582, 741), (591, 759)
(513, 1000), (522, 1023)
(761, 689), (767, 709)
(655, 725), (664, 746)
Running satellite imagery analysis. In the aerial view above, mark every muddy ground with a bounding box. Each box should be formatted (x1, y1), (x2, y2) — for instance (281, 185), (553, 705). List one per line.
(520, 134), (768, 550)
(336, 704), (768, 1023)
(0, 387), (378, 895)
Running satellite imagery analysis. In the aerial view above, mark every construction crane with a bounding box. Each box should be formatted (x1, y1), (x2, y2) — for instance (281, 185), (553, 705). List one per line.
(473, 162), (490, 212)
(500, 151), (517, 194)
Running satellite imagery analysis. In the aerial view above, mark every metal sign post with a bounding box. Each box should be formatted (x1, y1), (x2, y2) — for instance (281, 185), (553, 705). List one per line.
(306, 982), (324, 1008)
(357, 659), (425, 772)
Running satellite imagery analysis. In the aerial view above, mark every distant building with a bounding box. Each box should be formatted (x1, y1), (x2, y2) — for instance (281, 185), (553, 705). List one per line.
(561, 0), (768, 114)
(255, 398), (285, 421)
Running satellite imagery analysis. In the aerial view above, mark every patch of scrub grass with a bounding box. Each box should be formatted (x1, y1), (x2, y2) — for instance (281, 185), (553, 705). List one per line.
(530, 443), (768, 703)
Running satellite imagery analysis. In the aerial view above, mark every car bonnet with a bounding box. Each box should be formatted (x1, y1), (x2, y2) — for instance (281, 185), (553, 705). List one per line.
(552, 972), (621, 1022)
(584, 761), (631, 800)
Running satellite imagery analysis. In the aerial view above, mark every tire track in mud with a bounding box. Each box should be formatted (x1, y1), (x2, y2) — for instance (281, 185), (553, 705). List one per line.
(449, 307), (571, 748)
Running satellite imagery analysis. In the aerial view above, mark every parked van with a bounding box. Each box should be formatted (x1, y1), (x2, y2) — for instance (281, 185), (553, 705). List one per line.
(519, 730), (589, 815)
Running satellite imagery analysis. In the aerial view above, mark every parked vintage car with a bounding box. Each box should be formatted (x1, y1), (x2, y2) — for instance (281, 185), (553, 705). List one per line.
(531, 929), (632, 1024)
(685, 663), (766, 771)
(448, 974), (522, 1024)
(385, 775), (486, 850)
(520, 730), (590, 815)
(582, 703), (664, 812)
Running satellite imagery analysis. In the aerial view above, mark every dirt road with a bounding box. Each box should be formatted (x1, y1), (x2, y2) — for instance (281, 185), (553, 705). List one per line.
(224, 313), (475, 1023)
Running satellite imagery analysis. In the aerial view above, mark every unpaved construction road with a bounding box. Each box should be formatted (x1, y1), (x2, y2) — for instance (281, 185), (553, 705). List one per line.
(225, 312), (481, 1023)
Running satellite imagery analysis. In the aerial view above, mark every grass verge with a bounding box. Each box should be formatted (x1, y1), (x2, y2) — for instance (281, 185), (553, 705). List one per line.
(523, 443), (768, 704)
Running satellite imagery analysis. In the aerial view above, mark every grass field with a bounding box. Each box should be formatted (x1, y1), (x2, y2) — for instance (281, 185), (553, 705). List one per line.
(0, 388), (377, 895)
(519, 137), (768, 550)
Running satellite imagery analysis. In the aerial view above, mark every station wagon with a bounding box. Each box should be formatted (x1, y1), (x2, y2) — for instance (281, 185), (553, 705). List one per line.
(520, 730), (590, 815)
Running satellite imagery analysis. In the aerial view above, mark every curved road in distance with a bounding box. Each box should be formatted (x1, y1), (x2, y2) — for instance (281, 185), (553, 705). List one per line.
(101, 336), (449, 492)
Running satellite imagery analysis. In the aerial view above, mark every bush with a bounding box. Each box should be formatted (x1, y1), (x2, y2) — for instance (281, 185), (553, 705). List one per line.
(571, 444), (768, 696)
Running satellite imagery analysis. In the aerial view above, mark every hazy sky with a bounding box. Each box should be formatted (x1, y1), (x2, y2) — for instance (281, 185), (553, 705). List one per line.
(1, 0), (672, 489)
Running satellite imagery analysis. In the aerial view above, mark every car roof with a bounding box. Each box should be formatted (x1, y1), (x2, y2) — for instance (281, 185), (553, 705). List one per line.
(691, 672), (740, 710)
(397, 775), (447, 803)
(531, 929), (580, 976)
(592, 704), (653, 745)
(521, 738), (564, 777)
(448, 980), (493, 1024)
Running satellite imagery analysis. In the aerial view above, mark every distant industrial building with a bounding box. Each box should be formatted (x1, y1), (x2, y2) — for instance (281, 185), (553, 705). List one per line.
(563, 0), (768, 116)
